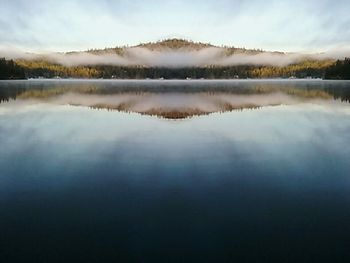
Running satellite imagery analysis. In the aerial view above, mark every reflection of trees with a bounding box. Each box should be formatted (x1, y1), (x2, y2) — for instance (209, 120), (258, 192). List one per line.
(1, 81), (350, 108)
(0, 85), (26, 103)
(9, 84), (339, 100)
(89, 104), (263, 119)
(325, 87), (350, 103)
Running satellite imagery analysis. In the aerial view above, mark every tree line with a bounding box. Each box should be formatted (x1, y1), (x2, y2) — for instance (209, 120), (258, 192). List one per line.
(1, 57), (350, 80)
(0, 58), (25, 79)
(324, 58), (350, 79)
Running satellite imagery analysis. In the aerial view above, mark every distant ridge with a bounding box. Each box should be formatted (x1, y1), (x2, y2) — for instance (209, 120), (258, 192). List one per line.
(135, 39), (214, 51)
(85, 38), (270, 55)
(2, 38), (342, 80)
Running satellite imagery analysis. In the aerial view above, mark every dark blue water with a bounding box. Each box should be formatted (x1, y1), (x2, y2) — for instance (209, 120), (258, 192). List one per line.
(1, 80), (350, 262)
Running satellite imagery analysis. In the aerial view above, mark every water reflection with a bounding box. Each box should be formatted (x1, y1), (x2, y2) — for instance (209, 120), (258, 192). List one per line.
(1, 80), (350, 262)
(1, 79), (350, 118)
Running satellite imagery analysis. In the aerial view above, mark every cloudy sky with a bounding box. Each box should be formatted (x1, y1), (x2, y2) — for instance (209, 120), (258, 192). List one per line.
(1, 0), (350, 53)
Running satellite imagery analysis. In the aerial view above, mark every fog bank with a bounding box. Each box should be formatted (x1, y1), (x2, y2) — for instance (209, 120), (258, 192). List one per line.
(1, 45), (350, 67)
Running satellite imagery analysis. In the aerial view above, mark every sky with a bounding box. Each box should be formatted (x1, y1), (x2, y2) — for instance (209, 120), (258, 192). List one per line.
(0, 0), (350, 53)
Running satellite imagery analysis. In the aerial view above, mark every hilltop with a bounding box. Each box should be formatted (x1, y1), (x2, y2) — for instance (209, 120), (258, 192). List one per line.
(1, 38), (347, 79)
(136, 39), (214, 50)
(84, 38), (267, 55)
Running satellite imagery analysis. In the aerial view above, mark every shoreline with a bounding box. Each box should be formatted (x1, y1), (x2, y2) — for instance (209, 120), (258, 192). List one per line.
(3, 78), (350, 82)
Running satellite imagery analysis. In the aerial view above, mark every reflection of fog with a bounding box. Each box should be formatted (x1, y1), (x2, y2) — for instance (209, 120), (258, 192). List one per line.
(1, 79), (350, 118)
(49, 92), (305, 118)
(1, 82), (350, 263)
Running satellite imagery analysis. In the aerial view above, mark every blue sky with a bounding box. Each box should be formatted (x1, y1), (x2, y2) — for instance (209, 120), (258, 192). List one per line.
(1, 0), (350, 52)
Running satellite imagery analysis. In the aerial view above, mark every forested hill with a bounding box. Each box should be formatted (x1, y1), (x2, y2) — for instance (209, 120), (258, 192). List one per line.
(136, 39), (214, 50)
(82, 39), (262, 54)
(0, 39), (349, 79)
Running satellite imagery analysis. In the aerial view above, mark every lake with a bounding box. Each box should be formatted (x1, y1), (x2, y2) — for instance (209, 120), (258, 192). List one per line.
(1, 79), (350, 262)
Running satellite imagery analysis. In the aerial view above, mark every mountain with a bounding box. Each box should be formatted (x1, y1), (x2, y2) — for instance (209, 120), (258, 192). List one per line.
(1, 39), (344, 79)
(135, 39), (214, 50)
(74, 38), (268, 56)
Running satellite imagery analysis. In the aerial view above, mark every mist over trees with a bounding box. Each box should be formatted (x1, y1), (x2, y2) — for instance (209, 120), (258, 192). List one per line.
(14, 60), (334, 79)
(1, 56), (346, 80)
(1, 39), (349, 80)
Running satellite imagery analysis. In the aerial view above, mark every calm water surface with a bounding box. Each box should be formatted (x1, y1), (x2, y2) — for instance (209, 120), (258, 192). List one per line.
(1, 79), (350, 262)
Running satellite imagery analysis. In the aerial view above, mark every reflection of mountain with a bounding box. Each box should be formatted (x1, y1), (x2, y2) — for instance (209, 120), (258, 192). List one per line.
(1, 80), (349, 119)
(86, 94), (266, 119)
